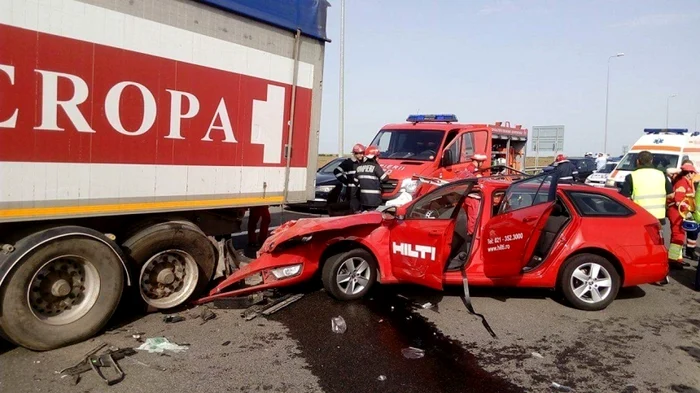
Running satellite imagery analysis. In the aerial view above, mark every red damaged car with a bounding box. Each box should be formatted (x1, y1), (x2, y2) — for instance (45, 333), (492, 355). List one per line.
(199, 173), (668, 311)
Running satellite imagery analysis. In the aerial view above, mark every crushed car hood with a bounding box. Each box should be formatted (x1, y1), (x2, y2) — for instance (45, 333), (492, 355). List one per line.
(261, 212), (384, 253)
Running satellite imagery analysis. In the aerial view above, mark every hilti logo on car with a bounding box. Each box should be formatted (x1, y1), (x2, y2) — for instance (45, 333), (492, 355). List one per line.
(392, 242), (436, 261)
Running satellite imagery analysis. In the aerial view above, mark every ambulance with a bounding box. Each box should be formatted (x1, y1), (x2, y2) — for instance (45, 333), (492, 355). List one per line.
(605, 128), (700, 188)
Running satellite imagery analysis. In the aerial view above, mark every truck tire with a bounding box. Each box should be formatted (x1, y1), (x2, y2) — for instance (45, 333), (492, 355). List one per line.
(0, 237), (124, 351)
(122, 221), (215, 309)
(322, 248), (377, 300)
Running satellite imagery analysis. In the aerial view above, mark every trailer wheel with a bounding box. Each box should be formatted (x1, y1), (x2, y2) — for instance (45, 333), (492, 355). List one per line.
(0, 237), (124, 351)
(122, 221), (215, 309)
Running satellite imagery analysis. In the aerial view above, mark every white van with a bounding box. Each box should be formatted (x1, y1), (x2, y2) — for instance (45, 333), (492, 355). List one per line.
(606, 128), (700, 188)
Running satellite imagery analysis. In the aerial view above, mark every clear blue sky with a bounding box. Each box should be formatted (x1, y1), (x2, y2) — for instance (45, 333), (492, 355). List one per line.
(318, 0), (700, 156)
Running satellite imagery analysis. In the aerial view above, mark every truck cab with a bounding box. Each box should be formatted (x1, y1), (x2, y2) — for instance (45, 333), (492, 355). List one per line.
(368, 114), (528, 207)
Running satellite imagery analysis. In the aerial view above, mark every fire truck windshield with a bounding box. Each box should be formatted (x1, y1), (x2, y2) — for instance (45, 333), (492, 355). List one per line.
(370, 130), (444, 161)
(617, 152), (679, 172)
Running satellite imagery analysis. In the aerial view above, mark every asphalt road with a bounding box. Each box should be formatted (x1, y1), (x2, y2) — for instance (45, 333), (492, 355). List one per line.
(1, 209), (700, 392)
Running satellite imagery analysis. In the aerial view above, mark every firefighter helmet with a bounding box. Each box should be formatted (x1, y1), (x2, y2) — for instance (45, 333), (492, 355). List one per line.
(352, 143), (365, 154)
(555, 154), (567, 162)
(365, 145), (380, 159)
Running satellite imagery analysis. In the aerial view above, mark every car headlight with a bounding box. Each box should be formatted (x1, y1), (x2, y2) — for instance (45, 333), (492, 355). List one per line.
(270, 264), (302, 279)
(605, 178), (616, 187)
(315, 185), (335, 193)
(400, 178), (419, 194)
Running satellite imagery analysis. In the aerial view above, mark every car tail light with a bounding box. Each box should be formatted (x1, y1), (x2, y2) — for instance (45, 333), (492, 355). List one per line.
(645, 223), (663, 245)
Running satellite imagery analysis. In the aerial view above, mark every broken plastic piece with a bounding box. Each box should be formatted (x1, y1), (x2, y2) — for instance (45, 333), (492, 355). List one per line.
(200, 308), (216, 325)
(421, 302), (434, 309)
(331, 316), (347, 334)
(551, 382), (573, 392)
(136, 337), (189, 354)
(401, 347), (425, 359)
(261, 294), (304, 315)
(531, 352), (544, 359)
(377, 375), (387, 381)
(163, 315), (185, 323)
(222, 341), (231, 346)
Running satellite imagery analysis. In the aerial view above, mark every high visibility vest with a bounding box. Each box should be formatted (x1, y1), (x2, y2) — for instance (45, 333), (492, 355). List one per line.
(630, 168), (667, 219)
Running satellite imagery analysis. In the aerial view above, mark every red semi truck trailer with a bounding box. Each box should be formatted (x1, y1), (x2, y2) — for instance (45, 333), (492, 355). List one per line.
(0, 0), (328, 350)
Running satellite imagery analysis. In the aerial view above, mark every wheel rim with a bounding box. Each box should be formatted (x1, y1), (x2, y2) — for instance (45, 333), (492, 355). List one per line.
(336, 257), (371, 295)
(139, 249), (199, 309)
(27, 255), (101, 326)
(570, 262), (613, 304)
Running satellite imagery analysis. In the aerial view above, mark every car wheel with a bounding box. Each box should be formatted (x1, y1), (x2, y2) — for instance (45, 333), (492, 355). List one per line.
(322, 249), (377, 300)
(560, 254), (620, 311)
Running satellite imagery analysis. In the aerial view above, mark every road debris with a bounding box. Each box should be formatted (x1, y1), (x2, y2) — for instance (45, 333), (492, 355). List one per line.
(401, 347), (425, 359)
(212, 292), (266, 309)
(222, 341), (231, 346)
(531, 352), (544, 359)
(136, 337), (189, 354)
(163, 315), (185, 323)
(200, 308), (217, 325)
(331, 316), (347, 334)
(551, 381), (573, 392)
(377, 375), (387, 381)
(241, 293), (304, 321)
(59, 347), (136, 386)
(421, 302), (434, 309)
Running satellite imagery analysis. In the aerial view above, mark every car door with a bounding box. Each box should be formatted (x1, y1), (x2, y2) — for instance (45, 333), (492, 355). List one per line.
(481, 173), (557, 277)
(390, 181), (474, 289)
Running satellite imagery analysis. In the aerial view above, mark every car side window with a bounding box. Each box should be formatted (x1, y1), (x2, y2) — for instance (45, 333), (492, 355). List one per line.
(567, 192), (633, 217)
(407, 183), (471, 219)
(500, 174), (553, 213)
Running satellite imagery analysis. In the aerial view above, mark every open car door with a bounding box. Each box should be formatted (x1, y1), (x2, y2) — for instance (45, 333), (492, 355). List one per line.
(481, 173), (557, 277)
(389, 181), (474, 289)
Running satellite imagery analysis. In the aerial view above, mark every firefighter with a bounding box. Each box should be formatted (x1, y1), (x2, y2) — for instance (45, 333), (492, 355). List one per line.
(668, 163), (697, 269)
(355, 145), (388, 211)
(552, 154), (578, 183)
(465, 154), (488, 177)
(333, 143), (365, 213)
(620, 150), (672, 222)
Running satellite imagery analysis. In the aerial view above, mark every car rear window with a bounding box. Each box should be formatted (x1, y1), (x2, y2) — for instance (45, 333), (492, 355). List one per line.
(567, 192), (633, 217)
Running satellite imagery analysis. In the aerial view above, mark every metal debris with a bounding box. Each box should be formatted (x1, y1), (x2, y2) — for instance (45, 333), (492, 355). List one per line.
(241, 293), (304, 321)
(531, 352), (544, 359)
(200, 308), (217, 325)
(551, 381), (573, 392)
(59, 347), (136, 386)
(401, 347), (425, 359)
(261, 294), (304, 316)
(163, 315), (185, 323)
(222, 340), (231, 346)
(377, 375), (387, 381)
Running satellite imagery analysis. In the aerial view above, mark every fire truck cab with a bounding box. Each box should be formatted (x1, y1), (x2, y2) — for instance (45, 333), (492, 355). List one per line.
(368, 114), (528, 207)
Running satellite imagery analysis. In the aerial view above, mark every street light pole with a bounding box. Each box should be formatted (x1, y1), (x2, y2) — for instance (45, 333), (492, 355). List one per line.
(603, 52), (624, 154)
(666, 94), (677, 129)
(338, 0), (345, 157)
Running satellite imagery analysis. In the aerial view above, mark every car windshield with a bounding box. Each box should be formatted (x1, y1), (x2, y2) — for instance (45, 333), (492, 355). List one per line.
(599, 162), (617, 174)
(319, 158), (343, 174)
(616, 153), (679, 172)
(370, 129), (444, 161)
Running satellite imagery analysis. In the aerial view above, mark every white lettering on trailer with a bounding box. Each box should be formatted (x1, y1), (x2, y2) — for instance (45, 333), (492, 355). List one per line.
(392, 242), (436, 261)
(251, 85), (285, 164)
(34, 70), (95, 133)
(105, 81), (157, 136)
(201, 98), (238, 143)
(0, 65), (17, 128)
(166, 90), (201, 140)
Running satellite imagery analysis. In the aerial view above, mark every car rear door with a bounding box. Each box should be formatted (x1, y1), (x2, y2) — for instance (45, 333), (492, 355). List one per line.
(389, 181), (474, 289)
(481, 174), (557, 277)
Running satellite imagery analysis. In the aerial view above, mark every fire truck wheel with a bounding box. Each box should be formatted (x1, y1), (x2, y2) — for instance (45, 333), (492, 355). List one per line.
(122, 221), (215, 310)
(322, 248), (377, 301)
(0, 237), (124, 351)
(560, 254), (620, 311)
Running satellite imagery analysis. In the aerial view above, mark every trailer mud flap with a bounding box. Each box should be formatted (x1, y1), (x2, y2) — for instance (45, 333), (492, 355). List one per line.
(460, 268), (497, 339)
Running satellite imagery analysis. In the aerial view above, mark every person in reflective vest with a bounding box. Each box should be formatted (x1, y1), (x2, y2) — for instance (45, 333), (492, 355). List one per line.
(620, 150), (672, 221)
(667, 163), (697, 268)
(552, 154), (578, 183)
(355, 145), (388, 211)
(681, 159), (700, 260)
(333, 143), (365, 213)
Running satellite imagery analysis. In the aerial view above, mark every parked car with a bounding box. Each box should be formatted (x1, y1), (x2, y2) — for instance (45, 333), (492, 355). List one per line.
(585, 161), (620, 187)
(201, 173), (668, 311)
(287, 158), (345, 212)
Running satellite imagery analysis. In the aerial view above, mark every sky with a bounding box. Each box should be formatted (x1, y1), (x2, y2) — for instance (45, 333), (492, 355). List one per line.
(317, 0), (700, 156)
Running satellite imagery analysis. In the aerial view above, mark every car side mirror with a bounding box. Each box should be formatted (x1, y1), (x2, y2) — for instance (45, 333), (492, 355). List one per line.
(441, 150), (454, 167)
